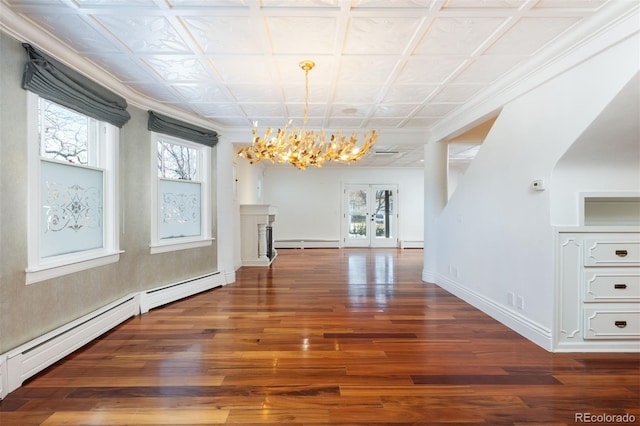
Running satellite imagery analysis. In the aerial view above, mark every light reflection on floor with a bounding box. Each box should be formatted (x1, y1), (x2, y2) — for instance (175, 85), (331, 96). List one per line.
(347, 250), (395, 306)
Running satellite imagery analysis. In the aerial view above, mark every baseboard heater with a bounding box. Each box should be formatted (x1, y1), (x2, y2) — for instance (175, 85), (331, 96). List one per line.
(275, 239), (340, 249)
(2, 294), (139, 399)
(1, 271), (226, 399)
(400, 240), (424, 249)
(139, 272), (224, 314)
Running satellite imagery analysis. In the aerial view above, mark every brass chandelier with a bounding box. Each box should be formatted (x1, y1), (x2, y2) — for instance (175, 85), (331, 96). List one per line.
(238, 60), (377, 170)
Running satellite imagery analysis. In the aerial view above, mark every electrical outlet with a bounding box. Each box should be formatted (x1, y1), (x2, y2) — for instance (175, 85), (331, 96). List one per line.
(449, 265), (458, 278)
(507, 292), (515, 306)
(516, 296), (524, 310)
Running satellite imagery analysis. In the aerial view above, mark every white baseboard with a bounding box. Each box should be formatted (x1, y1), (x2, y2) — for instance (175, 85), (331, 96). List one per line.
(1, 270), (231, 399)
(553, 340), (640, 352)
(433, 273), (553, 352)
(421, 269), (436, 283)
(275, 240), (340, 249)
(224, 270), (236, 285)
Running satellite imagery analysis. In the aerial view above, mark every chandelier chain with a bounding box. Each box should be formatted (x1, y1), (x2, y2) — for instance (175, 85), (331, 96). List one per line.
(304, 68), (309, 127)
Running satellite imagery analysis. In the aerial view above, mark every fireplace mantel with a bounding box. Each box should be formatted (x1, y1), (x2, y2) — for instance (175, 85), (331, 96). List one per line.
(240, 204), (277, 266)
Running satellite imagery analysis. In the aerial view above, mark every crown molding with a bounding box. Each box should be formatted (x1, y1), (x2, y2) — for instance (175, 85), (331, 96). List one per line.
(0, 2), (223, 134)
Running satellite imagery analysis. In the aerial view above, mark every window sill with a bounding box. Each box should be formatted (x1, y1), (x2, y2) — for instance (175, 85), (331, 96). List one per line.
(150, 238), (215, 255)
(26, 250), (124, 285)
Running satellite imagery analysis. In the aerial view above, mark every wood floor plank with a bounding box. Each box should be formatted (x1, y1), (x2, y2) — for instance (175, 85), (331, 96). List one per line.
(39, 409), (230, 425)
(0, 412), (53, 426)
(29, 375), (225, 387)
(1, 248), (638, 425)
(338, 384), (477, 397)
(225, 407), (329, 424)
(326, 406), (485, 424)
(410, 374), (562, 385)
(10, 396), (265, 413)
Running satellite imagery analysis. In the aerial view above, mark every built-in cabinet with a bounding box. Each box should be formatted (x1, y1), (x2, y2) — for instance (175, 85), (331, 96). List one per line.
(555, 195), (640, 352)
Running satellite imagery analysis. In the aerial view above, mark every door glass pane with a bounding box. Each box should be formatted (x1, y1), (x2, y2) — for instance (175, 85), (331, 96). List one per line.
(374, 189), (393, 239)
(348, 189), (368, 239)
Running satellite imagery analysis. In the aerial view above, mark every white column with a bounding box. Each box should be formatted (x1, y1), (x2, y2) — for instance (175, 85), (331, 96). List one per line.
(423, 140), (448, 283)
(257, 223), (267, 260)
(215, 134), (238, 282)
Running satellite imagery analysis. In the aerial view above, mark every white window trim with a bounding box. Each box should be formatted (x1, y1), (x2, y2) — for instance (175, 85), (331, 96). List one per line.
(150, 133), (212, 254)
(25, 93), (121, 285)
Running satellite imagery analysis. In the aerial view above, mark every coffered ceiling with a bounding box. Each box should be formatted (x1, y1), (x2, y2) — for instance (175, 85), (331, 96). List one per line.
(1, 0), (636, 167)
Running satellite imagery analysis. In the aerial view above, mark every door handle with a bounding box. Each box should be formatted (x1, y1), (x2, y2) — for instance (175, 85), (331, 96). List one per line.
(615, 250), (628, 257)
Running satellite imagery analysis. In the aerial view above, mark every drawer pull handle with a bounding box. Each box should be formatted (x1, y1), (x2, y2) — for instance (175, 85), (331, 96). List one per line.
(615, 321), (627, 328)
(614, 284), (628, 289)
(615, 250), (628, 257)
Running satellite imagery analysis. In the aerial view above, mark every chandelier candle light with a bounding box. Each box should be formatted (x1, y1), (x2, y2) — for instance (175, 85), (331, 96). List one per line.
(238, 60), (377, 170)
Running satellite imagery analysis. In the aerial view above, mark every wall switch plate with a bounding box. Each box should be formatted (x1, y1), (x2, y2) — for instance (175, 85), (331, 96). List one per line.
(531, 179), (545, 191)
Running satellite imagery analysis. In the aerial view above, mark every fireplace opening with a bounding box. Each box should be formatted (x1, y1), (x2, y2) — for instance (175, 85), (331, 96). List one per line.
(266, 225), (274, 260)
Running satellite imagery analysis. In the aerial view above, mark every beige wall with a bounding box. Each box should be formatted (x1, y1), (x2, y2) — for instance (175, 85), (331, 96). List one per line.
(0, 32), (218, 353)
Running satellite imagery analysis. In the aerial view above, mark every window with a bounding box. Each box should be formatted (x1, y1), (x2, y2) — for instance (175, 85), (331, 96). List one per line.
(26, 94), (121, 284)
(150, 133), (212, 254)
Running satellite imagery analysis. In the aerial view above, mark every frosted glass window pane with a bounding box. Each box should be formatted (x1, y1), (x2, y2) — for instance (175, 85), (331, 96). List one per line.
(40, 159), (104, 258)
(159, 179), (201, 239)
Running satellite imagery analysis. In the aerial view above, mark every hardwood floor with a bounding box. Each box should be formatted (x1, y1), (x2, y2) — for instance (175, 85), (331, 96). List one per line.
(1, 248), (638, 425)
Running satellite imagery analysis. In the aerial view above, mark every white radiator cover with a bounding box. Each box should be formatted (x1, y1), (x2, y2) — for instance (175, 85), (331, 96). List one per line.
(0, 271), (228, 399)
(275, 239), (340, 249)
(139, 272), (224, 313)
(274, 240), (424, 249)
(400, 240), (424, 249)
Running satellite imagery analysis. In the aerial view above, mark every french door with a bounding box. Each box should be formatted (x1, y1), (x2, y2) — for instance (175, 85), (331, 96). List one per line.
(343, 184), (398, 248)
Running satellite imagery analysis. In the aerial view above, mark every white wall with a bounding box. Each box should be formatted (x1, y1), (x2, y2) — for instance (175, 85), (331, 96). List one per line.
(551, 73), (640, 226)
(230, 143), (264, 270)
(447, 164), (468, 200)
(236, 152), (266, 205)
(423, 141), (448, 282)
(259, 166), (424, 245)
(431, 33), (640, 350)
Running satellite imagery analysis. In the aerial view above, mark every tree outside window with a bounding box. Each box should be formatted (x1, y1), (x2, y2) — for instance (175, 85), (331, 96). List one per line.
(157, 139), (197, 181)
(39, 99), (94, 165)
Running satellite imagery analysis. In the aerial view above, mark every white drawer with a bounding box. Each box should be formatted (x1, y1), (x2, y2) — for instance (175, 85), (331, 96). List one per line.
(583, 268), (640, 302)
(584, 240), (640, 266)
(584, 309), (640, 339)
